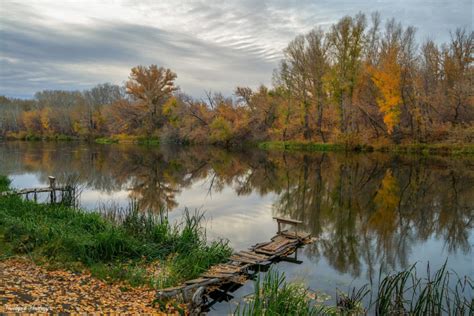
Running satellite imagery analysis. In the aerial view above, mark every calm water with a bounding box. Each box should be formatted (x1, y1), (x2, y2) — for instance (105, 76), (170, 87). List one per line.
(1, 142), (473, 313)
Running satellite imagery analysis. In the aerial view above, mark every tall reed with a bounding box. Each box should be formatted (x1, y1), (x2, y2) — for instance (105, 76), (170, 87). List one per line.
(235, 263), (473, 316)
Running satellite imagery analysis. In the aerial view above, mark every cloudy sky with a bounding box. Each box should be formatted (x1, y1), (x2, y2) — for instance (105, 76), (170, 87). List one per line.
(0, 0), (472, 98)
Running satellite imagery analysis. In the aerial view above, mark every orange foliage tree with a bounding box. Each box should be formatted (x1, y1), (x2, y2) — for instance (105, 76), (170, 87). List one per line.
(125, 65), (177, 134)
(371, 47), (402, 134)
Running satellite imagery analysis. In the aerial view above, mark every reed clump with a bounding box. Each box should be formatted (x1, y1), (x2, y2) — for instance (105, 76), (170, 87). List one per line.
(236, 263), (473, 316)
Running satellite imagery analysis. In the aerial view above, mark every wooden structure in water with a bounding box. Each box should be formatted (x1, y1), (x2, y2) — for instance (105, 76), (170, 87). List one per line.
(156, 216), (314, 311)
(0, 176), (75, 204)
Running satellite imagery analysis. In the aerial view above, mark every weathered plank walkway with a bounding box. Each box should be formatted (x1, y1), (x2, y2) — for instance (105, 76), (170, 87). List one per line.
(156, 217), (314, 310)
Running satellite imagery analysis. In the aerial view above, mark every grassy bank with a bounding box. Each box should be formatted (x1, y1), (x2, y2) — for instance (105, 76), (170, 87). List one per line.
(258, 140), (474, 155)
(258, 141), (345, 152)
(94, 135), (160, 145)
(0, 176), (231, 289)
(236, 264), (473, 316)
(2, 132), (161, 145)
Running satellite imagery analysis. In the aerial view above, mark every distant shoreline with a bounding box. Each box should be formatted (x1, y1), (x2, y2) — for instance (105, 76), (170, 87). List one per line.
(1, 135), (473, 156)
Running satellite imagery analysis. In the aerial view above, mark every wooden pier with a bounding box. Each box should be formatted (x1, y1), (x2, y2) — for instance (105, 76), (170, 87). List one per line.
(156, 217), (314, 311)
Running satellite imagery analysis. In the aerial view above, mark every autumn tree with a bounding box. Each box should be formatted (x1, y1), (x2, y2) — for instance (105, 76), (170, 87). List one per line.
(442, 28), (473, 125)
(284, 35), (313, 140)
(371, 45), (402, 135)
(327, 13), (367, 135)
(82, 83), (124, 134)
(125, 65), (177, 134)
(273, 61), (299, 140)
(235, 85), (277, 140)
(305, 28), (329, 141)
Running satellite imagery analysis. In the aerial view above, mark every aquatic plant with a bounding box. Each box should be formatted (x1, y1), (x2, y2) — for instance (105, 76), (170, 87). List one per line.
(373, 262), (473, 316)
(235, 263), (473, 316)
(235, 269), (331, 316)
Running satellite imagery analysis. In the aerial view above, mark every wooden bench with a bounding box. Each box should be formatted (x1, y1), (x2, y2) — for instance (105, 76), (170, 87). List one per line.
(272, 216), (303, 236)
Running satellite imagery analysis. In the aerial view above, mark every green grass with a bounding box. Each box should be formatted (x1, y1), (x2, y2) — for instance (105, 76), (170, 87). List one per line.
(136, 136), (160, 145)
(0, 175), (10, 192)
(0, 177), (231, 288)
(94, 136), (160, 145)
(258, 140), (474, 155)
(95, 137), (119, 144)
(258, 141), (345, 152)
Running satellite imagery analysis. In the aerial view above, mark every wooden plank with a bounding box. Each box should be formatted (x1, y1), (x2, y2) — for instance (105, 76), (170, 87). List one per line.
(255, 241), (299, 256)
(240, 250), (269, 258)
(158, 285), (185, 293)
(259, 238), (293, 253)
(280, 230), (311, 240)
(251, 241), (272, 249)
(157, 278), (220, 297)
(201, 273), (235, 278)
(229, 255), (257, 265)
(184, 278), (208, 285)
(272, 216), (303, 225)
(254, 248), (279, 255)
(235, 252), (264, 261)
(208, 264), (243, 274)
(237, 251), (269, 261)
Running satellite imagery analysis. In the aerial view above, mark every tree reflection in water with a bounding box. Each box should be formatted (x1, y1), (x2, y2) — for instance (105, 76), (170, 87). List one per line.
(1, 142), (472, 282)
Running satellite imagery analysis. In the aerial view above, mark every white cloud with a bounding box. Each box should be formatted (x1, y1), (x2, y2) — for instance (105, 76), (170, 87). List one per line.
(0, 0), (471, 98)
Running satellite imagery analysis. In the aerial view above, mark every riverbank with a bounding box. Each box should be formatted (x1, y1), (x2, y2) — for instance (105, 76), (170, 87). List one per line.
(1, 133), (161, 145)
(0, 175), (231, 313)
(258, 140), (474, 155)
(2, 134), (473, 155)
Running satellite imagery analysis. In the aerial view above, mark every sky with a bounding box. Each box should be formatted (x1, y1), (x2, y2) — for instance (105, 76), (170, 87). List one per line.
(0, 0), (472, 99)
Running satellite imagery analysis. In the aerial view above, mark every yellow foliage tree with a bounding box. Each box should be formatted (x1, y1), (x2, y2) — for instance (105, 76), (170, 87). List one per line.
(371, 47), (402, 134)
(40, 107), (51, 133)
(22, 110), (42, 133)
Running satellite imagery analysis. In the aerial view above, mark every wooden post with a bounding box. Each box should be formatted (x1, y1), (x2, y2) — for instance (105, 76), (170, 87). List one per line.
(48, 176), (56, 204)
(272, 217), (303, 236)
(48, 176), (56, 189)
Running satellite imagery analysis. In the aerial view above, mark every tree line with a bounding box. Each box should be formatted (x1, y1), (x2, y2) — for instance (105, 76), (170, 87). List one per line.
(0, 13), (472, 145)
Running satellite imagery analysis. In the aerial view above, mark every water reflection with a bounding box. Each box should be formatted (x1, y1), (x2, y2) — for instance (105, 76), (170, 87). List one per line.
(1, 141), (473, 282)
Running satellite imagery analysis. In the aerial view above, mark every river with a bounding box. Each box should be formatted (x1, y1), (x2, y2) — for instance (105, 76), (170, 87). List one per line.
(1, 141), (472, 314)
